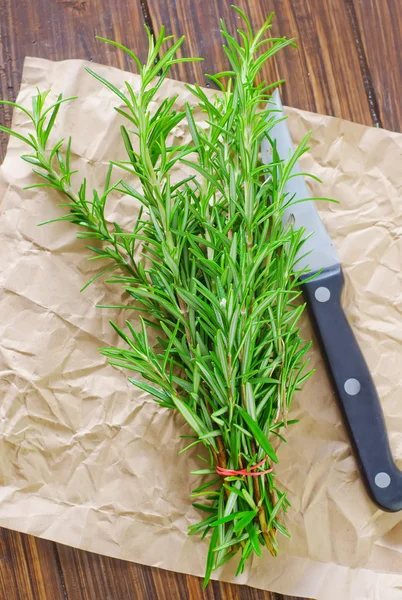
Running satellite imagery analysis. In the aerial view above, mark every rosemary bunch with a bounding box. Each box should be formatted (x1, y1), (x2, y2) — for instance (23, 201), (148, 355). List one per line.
(1, 8), (319, 583)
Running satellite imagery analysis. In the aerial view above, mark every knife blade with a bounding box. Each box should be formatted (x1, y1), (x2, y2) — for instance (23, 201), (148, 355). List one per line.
(261, 89), (402, 512)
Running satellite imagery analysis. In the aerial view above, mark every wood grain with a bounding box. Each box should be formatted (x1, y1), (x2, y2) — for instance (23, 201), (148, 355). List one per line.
(351, 0), (402, 131)
(0, 0), (400, 598)
(0, 528), (66, 600)
(56, 542), (280, 599)
(146, 0), (373, 125)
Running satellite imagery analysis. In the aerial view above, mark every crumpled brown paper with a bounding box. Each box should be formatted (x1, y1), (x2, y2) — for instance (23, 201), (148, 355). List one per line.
(1, 56), (402, 600)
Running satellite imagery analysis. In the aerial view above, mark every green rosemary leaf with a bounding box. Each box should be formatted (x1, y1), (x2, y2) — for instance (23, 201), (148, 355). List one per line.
(0, 124), (36, 148)
(191, 469), (216, 476)
(188, 514), (217, 535)
(223, 481), (243, 512)
(235, 540), (253, 576)
(79, 264), (118, 292)
(96, 36), (143, 72)
(233, 510), (257, 533)
(128, 379), (173, 406)
(246, 522), (263, 557)
(210, 510), (256, 527)
(237, 406), (278, 463)
(172, 395), (211, 440)
(85, 68), (128, 104)
(233, 423), (253, 438)
(0, 99), (35, 121)
(213, 531), (249, 553)
(242, 489), (257, 510)
(267, 490), (288, 529)
(21, 154), (42, 166)
(180, 159), (226, 196)
(178, 439), (203, 455)
(203, 525), (219, 588)
(192, 503), (216, 513)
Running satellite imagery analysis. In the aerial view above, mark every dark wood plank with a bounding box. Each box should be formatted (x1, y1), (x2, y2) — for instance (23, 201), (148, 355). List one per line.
(0, 528), (66, 600)
(56, 543), (276, 599)
(0, 0), (149, 158)
(146, 0), (373, 125)
(0, 528), (303, 600)
(351, 0), (402, 131)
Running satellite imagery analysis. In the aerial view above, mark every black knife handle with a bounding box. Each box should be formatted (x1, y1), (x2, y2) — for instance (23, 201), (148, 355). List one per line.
(301, 265), (402, 512)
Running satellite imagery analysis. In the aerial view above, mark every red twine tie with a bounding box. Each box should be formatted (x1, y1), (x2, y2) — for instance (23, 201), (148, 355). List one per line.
(216, 457), (273, 477)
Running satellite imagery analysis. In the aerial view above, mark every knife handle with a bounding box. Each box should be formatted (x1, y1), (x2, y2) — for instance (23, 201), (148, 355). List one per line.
(301, 265), (402, 512)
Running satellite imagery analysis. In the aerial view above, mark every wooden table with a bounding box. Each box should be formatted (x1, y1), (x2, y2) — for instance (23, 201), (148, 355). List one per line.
(0, 0), (401, 598)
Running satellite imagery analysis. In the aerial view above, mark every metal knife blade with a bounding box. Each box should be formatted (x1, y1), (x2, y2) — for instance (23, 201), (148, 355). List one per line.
(261, 89), (339, 274)
(261, 90), (402, 512)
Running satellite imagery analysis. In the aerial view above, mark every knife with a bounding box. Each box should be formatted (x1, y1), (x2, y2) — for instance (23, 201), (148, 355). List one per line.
(261, 89), (402, 512)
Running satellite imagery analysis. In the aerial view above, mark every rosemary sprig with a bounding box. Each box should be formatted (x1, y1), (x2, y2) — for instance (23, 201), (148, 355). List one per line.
(1, 7), (320, 584)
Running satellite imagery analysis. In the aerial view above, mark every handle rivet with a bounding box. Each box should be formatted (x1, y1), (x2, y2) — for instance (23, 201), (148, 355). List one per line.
(344, 378), (361, 395)
(375, 472), (391, 488)
(315, 286), (331, 302)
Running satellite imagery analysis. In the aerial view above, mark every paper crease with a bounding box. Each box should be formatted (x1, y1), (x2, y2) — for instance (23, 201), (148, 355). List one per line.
(1, 57), (402, 599)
